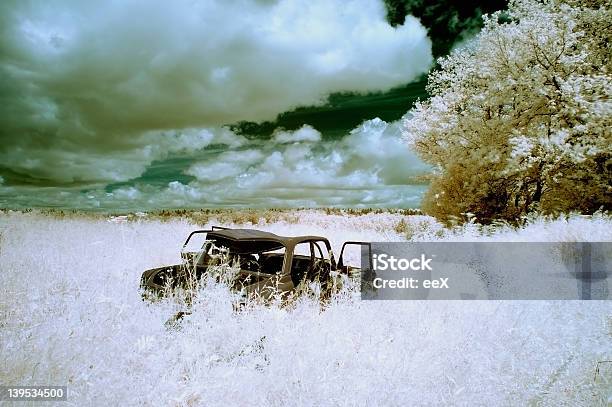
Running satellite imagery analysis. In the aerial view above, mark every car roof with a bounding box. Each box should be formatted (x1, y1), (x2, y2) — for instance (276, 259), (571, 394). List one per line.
(208, 228), (281, 241)
(207, 228), (328, 245)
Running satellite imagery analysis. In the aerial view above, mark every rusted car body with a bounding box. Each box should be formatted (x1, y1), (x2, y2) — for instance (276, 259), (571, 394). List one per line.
(141, 226), (369, 301)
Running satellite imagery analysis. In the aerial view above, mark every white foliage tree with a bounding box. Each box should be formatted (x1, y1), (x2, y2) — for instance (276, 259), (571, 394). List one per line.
(403, 0), (611, 223)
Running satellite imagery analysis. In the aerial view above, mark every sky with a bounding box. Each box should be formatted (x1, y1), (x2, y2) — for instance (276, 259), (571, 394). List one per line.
(0, 0), (493, 211)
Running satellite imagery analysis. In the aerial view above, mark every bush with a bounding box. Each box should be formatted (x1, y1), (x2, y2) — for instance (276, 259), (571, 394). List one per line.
(403, 0), (611, 223)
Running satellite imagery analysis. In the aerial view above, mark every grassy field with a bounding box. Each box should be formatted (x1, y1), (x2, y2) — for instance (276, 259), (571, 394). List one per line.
(1, 209), (611, 405)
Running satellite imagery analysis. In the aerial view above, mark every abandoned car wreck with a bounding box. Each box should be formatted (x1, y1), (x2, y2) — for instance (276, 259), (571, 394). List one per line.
(141, 226), (366, 301)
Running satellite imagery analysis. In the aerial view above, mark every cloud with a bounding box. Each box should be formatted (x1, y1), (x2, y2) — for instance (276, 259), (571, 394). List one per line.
(229, 118), (430, 191)
(0, 118), (431, 209)
(0, 0), (432, 186)
(186, 149), (264, 182)
(272, 125), (322, 144)
(0, 127), (245, 184)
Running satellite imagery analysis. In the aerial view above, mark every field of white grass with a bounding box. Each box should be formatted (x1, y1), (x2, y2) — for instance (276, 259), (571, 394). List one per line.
(1, 210), (611, 406)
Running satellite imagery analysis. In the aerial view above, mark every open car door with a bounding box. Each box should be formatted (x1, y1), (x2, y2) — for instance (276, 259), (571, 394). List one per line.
(337, 241), (372, 276)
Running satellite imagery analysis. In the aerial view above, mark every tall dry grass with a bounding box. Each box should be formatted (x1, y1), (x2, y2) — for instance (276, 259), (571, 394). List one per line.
(0, 210), (610, 405)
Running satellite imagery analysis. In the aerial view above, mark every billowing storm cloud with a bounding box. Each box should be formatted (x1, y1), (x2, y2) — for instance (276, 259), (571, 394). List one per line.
(0, 0), (431, 185)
